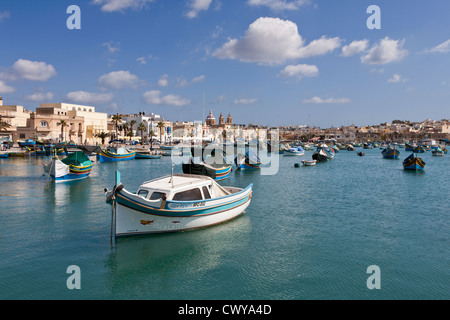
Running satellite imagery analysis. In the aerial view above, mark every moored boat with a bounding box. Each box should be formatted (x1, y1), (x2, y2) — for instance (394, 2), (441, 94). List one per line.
(98, 147), (136, 162)
(382, 147), (400, 159)
(284, 146), (305, 156)
(312, 149), (328, 162)
(18, 139), (36, 147)
(43, 151), (93, 182)
(301, 160), (317, 166)
(183, 160), (232, 181)
(235, 151), (261, 170)
(432, 148), (445, 156)
(134, 148), (162, 159)
(403, 153), (425, 171)
(357, 152), (365, 156)
(105, 171), (253, 237)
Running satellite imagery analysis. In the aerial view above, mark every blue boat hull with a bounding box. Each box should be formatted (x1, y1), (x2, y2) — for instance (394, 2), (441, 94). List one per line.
(52, 172), (91, 182)
(98, 151), (136, 162)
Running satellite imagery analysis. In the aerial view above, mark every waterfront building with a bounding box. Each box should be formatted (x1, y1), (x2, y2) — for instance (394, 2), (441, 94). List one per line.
(0, 97), (32, 141)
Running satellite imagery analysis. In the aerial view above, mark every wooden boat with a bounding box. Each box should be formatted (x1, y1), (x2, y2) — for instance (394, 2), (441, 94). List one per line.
(0, 153), (8, 158)
(432, 148), (445, 156)
(43, 151), (93, 182)
(134, 148), (162, 159)
(105, 171), (253, 237)
(235, 151), (261, 170)
(403, 153), (425, 171)
(347, 145), (355, 151)
(18, 139), (36, 147)
(284, 146), (305, 156)
(381, 147), (400, 159)
(301, 160), (317, 166)
(312, 149), (328, 162)
(357, 152), (365, 156)
(317, 144), (335, 159)
(97, 147), (136, 162)
(412, 145), (426, 153)
(183, 161), (232, 181)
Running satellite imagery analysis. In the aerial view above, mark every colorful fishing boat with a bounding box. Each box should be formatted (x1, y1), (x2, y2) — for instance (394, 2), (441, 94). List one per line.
(381, 147), (400, 159)
(18, 139), (36, 147)
(97, 147), (136, 162)
(405, 143), (415, 151)
(0, 153), (8, 158)
(182, 161), (232, 181)
(235, 151), (261, 170)
(403, 153), (425, 171)
(412, 145), (426, 153)
(43, 151), (93, 182)
(284, 146), (305, 156)
(134, 148), (162, 159)
(105, 171), (253, 237)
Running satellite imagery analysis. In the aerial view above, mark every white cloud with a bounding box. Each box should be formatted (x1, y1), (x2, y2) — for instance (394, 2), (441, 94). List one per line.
(97, 70), (140, 90)
(186, 0), (213, 18)
(0, 81), (15, 94)
(92, 0), (154, 13)
(214, 94), (227, 103)
(247, 0), (310, 11)
(388, 73), (407, 83)
(426, 39), (450, 54)
(234, 98), (258, 105)
(0, 11), (10, 23)
(176, 75), (206, 87)
(278, 64), (319, 80)
(136, 57), (147, 65)
(1, 59), (57, 82)
(25, 91), (54, 102)
(213, 17), (341, 65)
(65, 91), (114, 105)
(158, 74), (169, 87)
(303, 96), (351, 104)
(341, 40), (369, 57)
(103, 41), (120, 53)
(361, 37), (407, 65)
(142, 90), (190, 106)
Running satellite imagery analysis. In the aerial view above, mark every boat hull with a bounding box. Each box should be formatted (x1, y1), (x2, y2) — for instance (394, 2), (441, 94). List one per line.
(382, 148), (400, 159)
(98, 150), (136, 162)
(135, 153), (162, 159)
(52, 172), (91, 183)
(110, 185), (253, 236)
(403, 156), (425, 170)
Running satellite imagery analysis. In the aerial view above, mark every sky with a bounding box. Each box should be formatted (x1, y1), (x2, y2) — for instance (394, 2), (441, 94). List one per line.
(0, 0), (449, 128)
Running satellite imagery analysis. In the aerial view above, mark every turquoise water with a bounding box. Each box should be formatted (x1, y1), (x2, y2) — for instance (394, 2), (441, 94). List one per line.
(0, 148), (449, 300)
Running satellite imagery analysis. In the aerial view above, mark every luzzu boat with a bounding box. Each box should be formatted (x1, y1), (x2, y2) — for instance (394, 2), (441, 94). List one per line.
(43, 151), (93, 182)
(105, 171), (253, 237)
(98, 147), (136, 162)
(403, 153), (425, 171)
(235, 151), (261, 170)
(381, 146), (400, 159)
(432, 147), (445, 156)
(182, 160), (232, 181)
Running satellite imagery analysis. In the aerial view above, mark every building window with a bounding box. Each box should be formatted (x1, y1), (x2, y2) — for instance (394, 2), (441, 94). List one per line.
(20, 134), (25, 139)
(40, 121), (47, 127)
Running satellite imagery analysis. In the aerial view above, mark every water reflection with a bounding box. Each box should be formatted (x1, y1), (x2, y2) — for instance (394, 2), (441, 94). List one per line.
(105, 215), (252, 297)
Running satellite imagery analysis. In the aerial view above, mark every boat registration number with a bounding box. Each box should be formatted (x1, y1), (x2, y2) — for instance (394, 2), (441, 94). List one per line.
(170, 202), (206, 209)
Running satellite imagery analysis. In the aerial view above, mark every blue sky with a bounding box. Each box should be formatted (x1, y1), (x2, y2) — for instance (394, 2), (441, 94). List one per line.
(0, 0), (449, 128)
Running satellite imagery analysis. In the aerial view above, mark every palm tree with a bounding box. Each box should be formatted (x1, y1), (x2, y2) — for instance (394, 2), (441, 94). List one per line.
(95, 132), (110, 145)
(59, 120), (69, 142)
(111, 114), (122, 140)
(157, 122), (165, 145)
(129, 120), (137, 138)
(149, 130), (156, 150)
(0, 116), (11, 131)
(137, 123), (146, 144)
(126, 131), (134, 142)
(122, 122), (129, 137)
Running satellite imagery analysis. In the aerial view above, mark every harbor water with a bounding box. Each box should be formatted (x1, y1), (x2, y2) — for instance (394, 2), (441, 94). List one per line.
(0, 148), (449, 300)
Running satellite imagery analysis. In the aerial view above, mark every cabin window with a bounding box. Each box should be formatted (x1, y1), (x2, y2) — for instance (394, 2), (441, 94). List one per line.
(150, 192), (166, 200)
(172, 188), (203, 201)
(202, 186), (211, 199)
(137, 190), (149, 198)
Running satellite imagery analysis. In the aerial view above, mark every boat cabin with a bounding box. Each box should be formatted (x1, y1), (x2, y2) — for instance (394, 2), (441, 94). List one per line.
(135, 174), (231, 202)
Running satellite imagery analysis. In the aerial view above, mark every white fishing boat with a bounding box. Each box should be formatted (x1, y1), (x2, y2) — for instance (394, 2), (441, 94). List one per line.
(301, 160), (317, 166)
(284, 146), (305, 156)
(105, 170), (253, 237)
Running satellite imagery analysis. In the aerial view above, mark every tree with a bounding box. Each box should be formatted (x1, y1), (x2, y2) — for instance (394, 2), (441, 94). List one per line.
(157, 122), (165, 144)
(0, 116), (11, 131)
(129, 120), (137, 137)
(126, 131), (134, 142)
(137, 123), (146, 144)
(149, 130), (156, 150)
(95, 132), (110, 145)
(122, 122), (129, 136)
(59, 120), (69, 142)
(111, 114), (122, 140)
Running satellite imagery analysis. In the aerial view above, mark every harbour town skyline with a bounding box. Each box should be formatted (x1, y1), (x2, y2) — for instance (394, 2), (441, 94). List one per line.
(0, 1), (449, 128)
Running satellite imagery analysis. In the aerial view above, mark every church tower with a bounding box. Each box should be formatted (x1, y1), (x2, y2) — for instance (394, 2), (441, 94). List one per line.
(219, 112), (224, 125)
(226, 113), (232, 125)
(206, 110), (216, 126)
